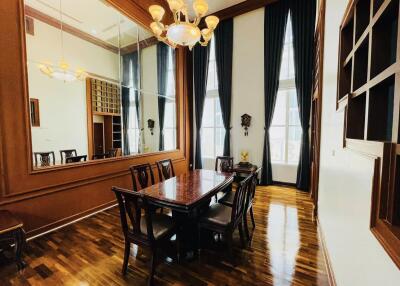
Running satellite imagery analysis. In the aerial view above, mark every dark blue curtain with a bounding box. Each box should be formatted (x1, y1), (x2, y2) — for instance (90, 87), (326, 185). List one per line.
(215, 18), (234, 157)
(290, 0), (316, 191)
(157, 42), (169, 151)
(193, 44), (210, 169)
(261, 0), (290, 185)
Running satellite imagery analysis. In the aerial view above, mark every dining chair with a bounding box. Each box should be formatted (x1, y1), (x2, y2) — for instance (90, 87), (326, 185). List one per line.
(34, 151), (55, 167)
(219, 168), (261, 241)
(129, 163), (156, 192)
(215, 156), (234, 173)
(92, 153), (110, 160)
(214, 156), (234, 202)
(59, 149), (77, 163)
(65, 155), (87, 164)
(156, 159), (175, 181)
(198, 174), (252, 260)
(108, 148), (118, 157)
(112, 187), (179, 286)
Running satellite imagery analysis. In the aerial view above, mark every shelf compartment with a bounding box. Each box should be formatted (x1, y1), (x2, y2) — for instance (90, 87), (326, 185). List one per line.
(340, 16), (354, 61)
(371, 0), (399, 78)
(339, 60), (353, 100)
(367, 75), (395, 141)
(355, 0), (371, 41)
(353, 37), (369, 91)
(346, 92), (366, 140)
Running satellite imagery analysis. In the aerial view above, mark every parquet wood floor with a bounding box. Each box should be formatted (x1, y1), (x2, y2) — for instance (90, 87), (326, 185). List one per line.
(0, 186), (329, 286)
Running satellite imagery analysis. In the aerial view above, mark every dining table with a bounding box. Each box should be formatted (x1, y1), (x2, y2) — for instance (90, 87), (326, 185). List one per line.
(138, 169), (234, 260)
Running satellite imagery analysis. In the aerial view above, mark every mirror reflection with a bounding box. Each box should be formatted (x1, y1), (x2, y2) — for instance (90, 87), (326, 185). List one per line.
(24, 0), (177, 168)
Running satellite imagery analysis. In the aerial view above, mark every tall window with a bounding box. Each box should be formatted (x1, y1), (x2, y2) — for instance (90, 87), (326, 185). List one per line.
(128, 95), (140, 154)
(163, 48), (176, 150)
(201, 39), (225, 164)
(269, 16), (302, 164)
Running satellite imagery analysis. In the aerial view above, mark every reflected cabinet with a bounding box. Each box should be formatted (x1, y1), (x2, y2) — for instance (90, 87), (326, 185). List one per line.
(337, 0), (400, 268)
(24, 0), (177, 168)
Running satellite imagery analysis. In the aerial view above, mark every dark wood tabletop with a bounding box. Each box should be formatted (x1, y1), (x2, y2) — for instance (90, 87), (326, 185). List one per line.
(139, 169), (234, 212)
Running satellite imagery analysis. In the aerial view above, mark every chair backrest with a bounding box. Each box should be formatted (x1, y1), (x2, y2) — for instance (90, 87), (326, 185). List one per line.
(108, 148), (118, 157)
(156, 159), (175, 181)
(215, 156), (234, 173)
(66, 155), (87, 164)
(92, 153), (110, 160)
(129, 163), (155, 192)
(231, 174), (252, 226)
(245, 167), (261, 211)
(112, 186), (156, 242)
(60, 149), (77, 163)
(34, 151), (55, 167)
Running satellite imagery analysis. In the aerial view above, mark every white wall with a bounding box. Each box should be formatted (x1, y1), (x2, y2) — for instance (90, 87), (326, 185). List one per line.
(318, 0), (400, 285)
(229, 8), (297, 183)
(26, 19), (119, 163)
(141, 45), (159, 153)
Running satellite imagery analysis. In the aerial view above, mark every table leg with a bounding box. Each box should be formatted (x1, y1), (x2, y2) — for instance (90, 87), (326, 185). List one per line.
(14, 228), (26, 271)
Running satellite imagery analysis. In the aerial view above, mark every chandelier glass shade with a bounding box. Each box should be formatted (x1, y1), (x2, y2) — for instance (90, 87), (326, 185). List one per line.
(38, 0), (87, 82)
(148, 0), (219, 49)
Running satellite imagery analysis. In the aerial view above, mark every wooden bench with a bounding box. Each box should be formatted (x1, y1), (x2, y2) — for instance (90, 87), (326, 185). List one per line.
(0, 210), (26, 270)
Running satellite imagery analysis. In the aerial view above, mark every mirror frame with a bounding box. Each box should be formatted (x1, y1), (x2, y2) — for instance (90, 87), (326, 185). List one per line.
(21, 0), (184, 173)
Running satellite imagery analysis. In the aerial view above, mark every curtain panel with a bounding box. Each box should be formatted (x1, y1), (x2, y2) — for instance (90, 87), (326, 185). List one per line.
(215, 18), (234, 156)
(157, 42), (169, 151)
(193, 44), (210, 169)
(261, 0), (290, 185)
(290, 0), (316, 191)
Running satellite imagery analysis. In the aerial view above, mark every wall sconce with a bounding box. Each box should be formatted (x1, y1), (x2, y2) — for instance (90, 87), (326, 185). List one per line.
(147, 119), (155, 135)
(241, 113), (251, 136)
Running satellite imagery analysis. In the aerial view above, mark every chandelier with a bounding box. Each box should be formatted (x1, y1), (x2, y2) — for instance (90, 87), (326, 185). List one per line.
(38, 0), (87, 82)
(148, 0), (219, 49)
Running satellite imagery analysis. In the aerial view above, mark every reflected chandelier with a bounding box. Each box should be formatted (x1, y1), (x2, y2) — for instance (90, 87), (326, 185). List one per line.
(148, 0), (219, 50)
(38, 0), (87, 82)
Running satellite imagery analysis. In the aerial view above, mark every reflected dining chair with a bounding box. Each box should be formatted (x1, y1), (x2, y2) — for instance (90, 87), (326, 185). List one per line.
(65, 155), (87, 164)
(198, 174), (252, 260)
(59, 149), (77, 164)
(219, 168), (261, 241)
(156, 159), (175, 181)
(112, 187), (179, 286)
(34, 151), (55, 167)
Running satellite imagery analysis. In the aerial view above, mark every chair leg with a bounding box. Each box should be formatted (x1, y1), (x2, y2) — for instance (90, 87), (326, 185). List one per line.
(197, 226), (202, 256)
(122, 239), (131, 275)
(243, 213), (250, 242)
(238, 222), (246, 249)
(176, 230), (182, 263)
(148, 249), (157, 286)
(226, 231), (234, 262)
(250, 206), (256, 229)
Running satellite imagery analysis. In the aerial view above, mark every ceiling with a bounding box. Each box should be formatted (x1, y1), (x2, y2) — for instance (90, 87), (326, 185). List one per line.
(25, 0), (246, 48)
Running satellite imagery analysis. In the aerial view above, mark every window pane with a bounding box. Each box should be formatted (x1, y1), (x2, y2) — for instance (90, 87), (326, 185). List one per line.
(202, 97), (214, 127)
(288, 89), (300, 126)
(288, 126), (302, 163)
(201, 128), (214, 158)
(269, 126), (285, 162)
(215, 127), (225, 156)
(271, 91), (287, 126)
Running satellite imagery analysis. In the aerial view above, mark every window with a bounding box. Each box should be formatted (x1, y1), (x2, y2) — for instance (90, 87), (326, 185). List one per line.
(269, 16), (302, 164)
(201, 39), (225, 163)
(163, 48), (176, 150)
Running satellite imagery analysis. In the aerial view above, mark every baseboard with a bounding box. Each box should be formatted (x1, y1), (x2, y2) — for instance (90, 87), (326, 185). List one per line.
(316, 217), (337, 286)
(272, 181), (297, 188)
(27, 200), (117, 240)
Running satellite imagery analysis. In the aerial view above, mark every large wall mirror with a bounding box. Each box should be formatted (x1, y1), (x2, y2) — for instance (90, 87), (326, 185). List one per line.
(23, 0), (177, 168)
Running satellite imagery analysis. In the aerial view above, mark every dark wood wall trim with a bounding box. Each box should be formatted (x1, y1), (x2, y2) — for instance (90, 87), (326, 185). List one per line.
(211, 0), (279, 21)
(0, 0), (189, 235)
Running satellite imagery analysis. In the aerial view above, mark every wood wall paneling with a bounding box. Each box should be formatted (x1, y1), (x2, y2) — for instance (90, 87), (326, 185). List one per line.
(0, 0), (189, 236)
